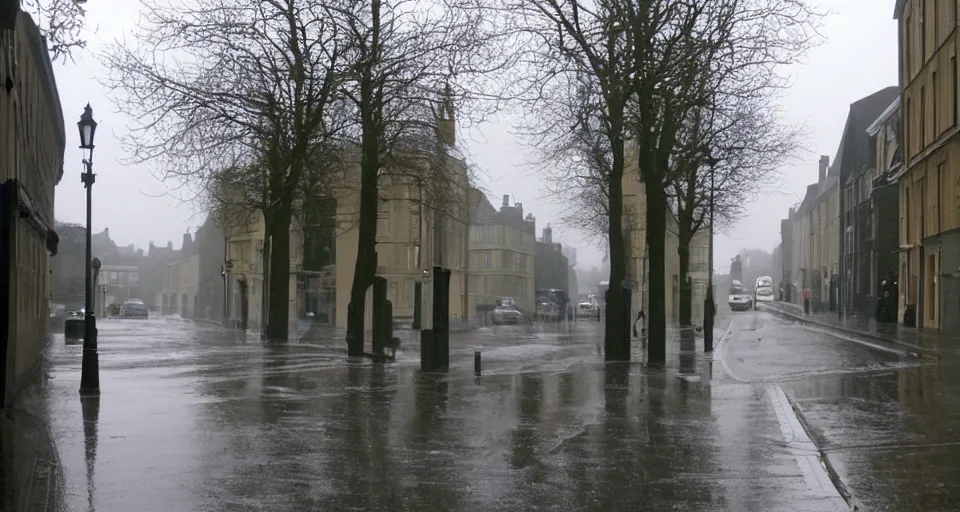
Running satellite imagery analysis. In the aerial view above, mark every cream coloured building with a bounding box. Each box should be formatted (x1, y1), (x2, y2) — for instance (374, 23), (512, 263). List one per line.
(788, 157), (840, 310)
(468, 192), (537, 314)
(334, 108), (471, 327)
(158, 252), (200, 317)
(621, 145), (710, 326)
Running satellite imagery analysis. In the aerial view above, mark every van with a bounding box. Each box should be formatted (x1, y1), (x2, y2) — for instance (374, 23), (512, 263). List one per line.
(755, 276), (774, 304)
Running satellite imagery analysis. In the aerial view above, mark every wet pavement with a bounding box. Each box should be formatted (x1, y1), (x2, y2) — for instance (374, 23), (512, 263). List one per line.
(22, 310), (960, 511)
(760, 301), (959, 354)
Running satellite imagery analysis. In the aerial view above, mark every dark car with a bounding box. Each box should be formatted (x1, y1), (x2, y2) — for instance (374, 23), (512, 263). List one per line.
(119, 299), (149, 319)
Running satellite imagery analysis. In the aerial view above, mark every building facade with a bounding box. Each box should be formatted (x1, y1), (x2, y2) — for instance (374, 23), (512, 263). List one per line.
(621, 144), (710, 326)
(469, 193), (537, 314)
(99, 264), (141, 311)
(895, 0), (960, 330)
(789, 157), (840, 312)
(866, 97), (905, 322)
(534, 225), (570, 295)
(335, 111), (471, 329)
(0, 10), (64, 407)
(159, 250), (200, 318)
(838, 87), (901, 315)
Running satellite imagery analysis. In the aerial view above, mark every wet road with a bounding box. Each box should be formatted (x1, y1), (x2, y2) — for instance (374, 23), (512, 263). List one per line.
(34, 312), (951, 511)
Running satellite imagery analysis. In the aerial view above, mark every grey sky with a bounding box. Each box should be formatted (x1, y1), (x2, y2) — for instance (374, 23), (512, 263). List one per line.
(51, 0), (897, 272)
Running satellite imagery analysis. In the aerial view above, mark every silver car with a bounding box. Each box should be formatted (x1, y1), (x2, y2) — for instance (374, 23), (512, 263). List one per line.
(492, 305), (523, 325)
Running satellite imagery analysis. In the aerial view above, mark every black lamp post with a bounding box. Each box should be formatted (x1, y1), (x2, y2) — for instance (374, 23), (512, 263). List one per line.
(78, 103), (101, 396)
(702, 153), (721, 352)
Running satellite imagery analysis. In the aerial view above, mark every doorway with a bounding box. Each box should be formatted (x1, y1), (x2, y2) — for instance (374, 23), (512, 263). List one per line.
(238, 280), (249, 330)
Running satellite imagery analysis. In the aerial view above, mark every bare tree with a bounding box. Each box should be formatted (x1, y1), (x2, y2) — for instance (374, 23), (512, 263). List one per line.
(661, 0), (820, 327)
(510, 0), (635, 361)
(329, 0), (507, 356)
(670, 91), (804, 325)
(20, 0), (88, 61)
(102, 0), (345, 340)
(534, 73), (613, 240)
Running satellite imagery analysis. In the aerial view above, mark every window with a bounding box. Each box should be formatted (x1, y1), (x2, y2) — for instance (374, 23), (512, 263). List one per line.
(936, 162), (944, 233)
(481, 251), (492, 268)
(952, 56), (957, 127)
(933, 70), (938, 134)
(920, 86), (926, 146)
(921, 0), (926, 58)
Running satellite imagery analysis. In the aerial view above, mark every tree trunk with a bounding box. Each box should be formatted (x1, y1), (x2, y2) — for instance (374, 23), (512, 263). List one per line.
(645, 180), (668, 363)
(265, 203), (292, 341)
(346, 126), (380, 357)
(677, 226), (692, 327)
(605, 140), (628, 361)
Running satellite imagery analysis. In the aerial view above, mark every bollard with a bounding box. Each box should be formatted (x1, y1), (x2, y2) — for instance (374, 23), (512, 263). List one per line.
(474, 351), (481, 375)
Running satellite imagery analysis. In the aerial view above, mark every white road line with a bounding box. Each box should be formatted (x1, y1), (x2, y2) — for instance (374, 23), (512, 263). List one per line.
(714, 322), (749, 383)
(766, 384), (849, 510)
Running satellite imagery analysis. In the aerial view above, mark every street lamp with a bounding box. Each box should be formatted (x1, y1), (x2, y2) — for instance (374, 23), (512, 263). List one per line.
(702, 152), (721, 352)
(78, 104), (100, 396)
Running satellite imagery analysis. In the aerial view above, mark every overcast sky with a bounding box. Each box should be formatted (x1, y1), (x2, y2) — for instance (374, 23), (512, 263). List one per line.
(51, 0), (898, 272)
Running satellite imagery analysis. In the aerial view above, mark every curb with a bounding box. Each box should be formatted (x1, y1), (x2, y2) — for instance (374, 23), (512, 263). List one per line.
(759, 304), (935, 358)
(784, 393), (864, 511)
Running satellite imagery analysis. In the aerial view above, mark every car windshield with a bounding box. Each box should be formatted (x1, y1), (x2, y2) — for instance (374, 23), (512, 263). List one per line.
(731, 286), (750, 295)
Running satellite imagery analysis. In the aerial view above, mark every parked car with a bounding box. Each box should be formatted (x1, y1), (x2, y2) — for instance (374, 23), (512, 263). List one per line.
(492, 305), (523, 325)
(119, 299), (149, 319)
(728, 285), (753, 312)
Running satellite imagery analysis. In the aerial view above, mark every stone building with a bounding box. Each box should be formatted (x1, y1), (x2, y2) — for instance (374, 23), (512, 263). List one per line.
(469, 192), (537, 314)
(895, 1), (960, 330)
(0, 10), (64, 407)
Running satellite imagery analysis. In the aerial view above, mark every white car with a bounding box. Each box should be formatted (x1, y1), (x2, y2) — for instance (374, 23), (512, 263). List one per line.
(755, 281), (775, 303)
(728, 285), (753, 311)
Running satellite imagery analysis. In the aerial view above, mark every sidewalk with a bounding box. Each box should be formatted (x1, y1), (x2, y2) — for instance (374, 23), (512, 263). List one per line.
(1, 390), (63, 512)
(760, 300), (954, 354)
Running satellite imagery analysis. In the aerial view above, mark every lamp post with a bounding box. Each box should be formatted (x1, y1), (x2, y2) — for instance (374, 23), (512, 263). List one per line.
(703, 153), (721, 352)
(78, 104), (100, 396)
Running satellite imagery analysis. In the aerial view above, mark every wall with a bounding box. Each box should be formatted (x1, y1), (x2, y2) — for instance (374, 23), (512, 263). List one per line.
(897, 2), (960, 329)
(468, 223), (536, 314)
(0, 12), (64, 407)
(334, 157), (470, 329)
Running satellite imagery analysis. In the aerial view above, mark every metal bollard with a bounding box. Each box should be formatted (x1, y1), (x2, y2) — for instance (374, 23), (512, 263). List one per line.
(474, 351), (481, 375)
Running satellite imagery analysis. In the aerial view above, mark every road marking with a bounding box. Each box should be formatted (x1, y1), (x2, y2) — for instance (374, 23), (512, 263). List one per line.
(766, 384), (850, 510)
(714, 322), (750, 383)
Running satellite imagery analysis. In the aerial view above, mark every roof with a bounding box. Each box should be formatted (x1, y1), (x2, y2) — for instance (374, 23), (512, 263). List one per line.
(470, 188), (535, 233)
(866, 96), (901, 137)
(830, 86), (900, 183)
(471, 189), (498, 225)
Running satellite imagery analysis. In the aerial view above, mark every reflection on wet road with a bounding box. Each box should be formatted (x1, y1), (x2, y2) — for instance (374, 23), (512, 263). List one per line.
(36, 312), (953, 511)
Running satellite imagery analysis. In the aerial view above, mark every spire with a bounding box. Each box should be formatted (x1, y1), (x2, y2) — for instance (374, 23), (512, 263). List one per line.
(437, 81), (456, 146)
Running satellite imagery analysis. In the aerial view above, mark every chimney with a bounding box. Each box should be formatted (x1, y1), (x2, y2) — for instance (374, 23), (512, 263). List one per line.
(182, 232), (192, 250)
(103, 227), (109, 238)
(502, 194), (509, 207)
(818, 155), (829, 183)
(515, 202), (523, 217)
(788, 207), (795, 218)
(138, 249), (144, 257)
(543, 224), (553, 245)
(167, 241), (173, 250)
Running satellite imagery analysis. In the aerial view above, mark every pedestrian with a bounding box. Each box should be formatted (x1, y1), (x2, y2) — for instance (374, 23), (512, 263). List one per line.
(632, 309), (646, 337)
